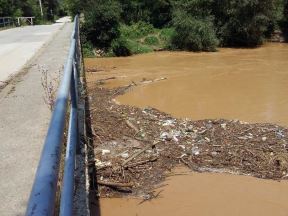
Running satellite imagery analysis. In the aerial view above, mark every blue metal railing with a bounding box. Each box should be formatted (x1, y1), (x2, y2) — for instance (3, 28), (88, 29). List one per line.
(0, 17), (13, 27)
(26, 15), (81, 216)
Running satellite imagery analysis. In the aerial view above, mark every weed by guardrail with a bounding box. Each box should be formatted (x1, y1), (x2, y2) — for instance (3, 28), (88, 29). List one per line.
(39, 65), (61, 111)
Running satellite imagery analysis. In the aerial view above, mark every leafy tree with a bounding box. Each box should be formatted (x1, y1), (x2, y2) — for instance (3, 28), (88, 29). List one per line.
(62, 0), (91, 17)
(212, 0), (277, 46)
(119, 0), (173, 27)
(172, 0), (213, 19)
(171, 11), (218, 51)
(142, 0), (173, 27)
(81, 0), (121, 50)
(0, 0), (62, 22)
(281, 0), (288, 41)
(170, 0), (218, 51)
(0, 0), (14, 16)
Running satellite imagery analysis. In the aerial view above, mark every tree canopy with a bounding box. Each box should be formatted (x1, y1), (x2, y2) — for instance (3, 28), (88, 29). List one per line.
(0, 0), (62, 21)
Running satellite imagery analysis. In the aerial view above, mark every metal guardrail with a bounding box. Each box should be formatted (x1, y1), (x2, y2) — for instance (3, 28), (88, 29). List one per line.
(16, 17), (35, 26)
(0, 17), (13, 27)
(0, 17), (35, 27)
(26, 15), (81, 216)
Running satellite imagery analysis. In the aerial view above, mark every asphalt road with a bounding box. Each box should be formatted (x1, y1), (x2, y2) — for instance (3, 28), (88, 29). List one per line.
(0, 23), (63, 85)
(0, 22), (73, 215)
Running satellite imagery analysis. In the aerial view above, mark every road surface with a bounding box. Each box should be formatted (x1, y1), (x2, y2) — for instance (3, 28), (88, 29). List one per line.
(0, 22), (73, 215)
(0, 23), (63, 85)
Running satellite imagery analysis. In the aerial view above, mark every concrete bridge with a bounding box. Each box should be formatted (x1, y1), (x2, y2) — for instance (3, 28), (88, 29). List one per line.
(0, 17), (82, 215)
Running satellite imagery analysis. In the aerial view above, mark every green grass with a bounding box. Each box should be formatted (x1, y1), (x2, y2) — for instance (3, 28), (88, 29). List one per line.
(83, 21), (175, 57)
(127, 39), (154, 54)
(144, 35), (160, 46)
(120, 22), (155, 39)
(111, 22), (174, 56)
(82, 41), (95, 57)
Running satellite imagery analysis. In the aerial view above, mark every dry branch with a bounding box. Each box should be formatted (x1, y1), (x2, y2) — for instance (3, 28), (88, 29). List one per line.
(122, 141), (162, 167)
(126, 120), (139, 133)
(97, 181), (133, 188)
(124, 157), (159, 168)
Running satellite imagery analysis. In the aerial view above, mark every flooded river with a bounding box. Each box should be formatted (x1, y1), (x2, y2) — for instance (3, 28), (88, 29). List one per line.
(99, 168), (288, 216)
(85, 43), (288, 216)
(86, 43), (288, 126)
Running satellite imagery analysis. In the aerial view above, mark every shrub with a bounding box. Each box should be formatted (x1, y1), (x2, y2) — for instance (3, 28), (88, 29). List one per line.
(144, 35), (159, 46)
(112, 36), (153, 56)
(172, 0), (213, 19)
(212, 0), (276, 47)
(171, 13), (219, 51)
(129, 41), (153, 54)
(82, 41), (95, 57)
(120, 22), (155, 39)
(220, 15), (270, 47)
(159, 28), (175, 48)
(81, 0), (121, 50)
(111, 37), (132, 56)
(119, 0), (173, 28)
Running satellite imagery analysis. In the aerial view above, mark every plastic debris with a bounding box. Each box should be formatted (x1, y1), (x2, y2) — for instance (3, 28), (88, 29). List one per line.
(185, 125), (194, 132)
(211, 151), (218, 156)
(102, 149), (111, 155)
(192, 146), (200, 155)
(179, 145), (186, 150)
(160, 132), (172, 141)
(162, 119), (175, 126)
(205, 137), (211, 142)
(95, 159), (111, 168)
(221, 123), (227, 130)
(262, 137), (267, 141)
(121, 152), (129, 158)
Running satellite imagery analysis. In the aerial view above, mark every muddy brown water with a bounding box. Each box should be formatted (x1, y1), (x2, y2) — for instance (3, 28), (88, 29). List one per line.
(85, 43), (288, 216)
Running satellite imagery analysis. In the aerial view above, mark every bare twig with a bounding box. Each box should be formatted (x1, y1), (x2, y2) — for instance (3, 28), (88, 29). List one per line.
(96, 77), (116, 84)
(138, 190), (164, 205)
(124, 157), (159, 168)
(40, 65), (61, 111)
(180, 157), (192, 169)
(126, 120), (139, 133)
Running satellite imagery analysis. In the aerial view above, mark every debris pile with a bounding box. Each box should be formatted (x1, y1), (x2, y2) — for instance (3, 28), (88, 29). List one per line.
(87, 84), (288, 198)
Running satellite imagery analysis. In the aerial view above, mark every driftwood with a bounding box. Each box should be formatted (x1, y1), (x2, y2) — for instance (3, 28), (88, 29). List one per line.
(125, 120), (139, 133)
(97, 180), (133, 188)
(122, 141), (162, 167)
(180, 157), (192, 169)
(86, 67), (105, 73)
(124, 156), (159, 168)
(96, 77), (116, 84)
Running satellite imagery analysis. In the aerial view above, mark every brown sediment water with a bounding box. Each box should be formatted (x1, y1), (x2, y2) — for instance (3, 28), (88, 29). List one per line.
(99, 168), (288, 216)
(85, 43), (288, 126)
(85, 43), (288, 216)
